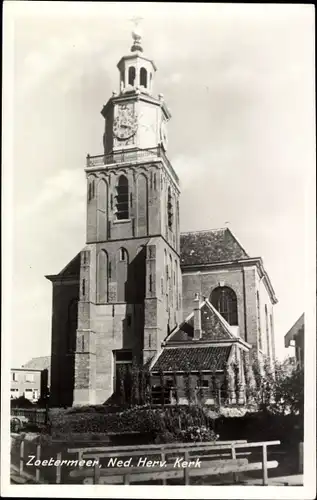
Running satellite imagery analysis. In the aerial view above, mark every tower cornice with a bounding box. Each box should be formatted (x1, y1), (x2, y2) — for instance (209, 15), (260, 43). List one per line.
(101, 92), (171, 120)
(117, 54), (157, 72)
(85, 148), (180, 191)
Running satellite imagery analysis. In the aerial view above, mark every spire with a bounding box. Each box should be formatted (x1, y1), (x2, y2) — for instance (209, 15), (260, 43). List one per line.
(130, 16), (144, 53)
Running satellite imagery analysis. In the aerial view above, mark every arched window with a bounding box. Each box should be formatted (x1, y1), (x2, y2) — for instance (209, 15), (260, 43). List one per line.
(167, 187), (173, 229)
(97, 250), (109, 303)
(256, 291), (262, 350)
(140, 67), (147, 87)
(116, 175), (129, 220)
(265, 304), (271, 357)
(211, 286), (238, 325)
(128, 66), (136, 86)
(117, 248), (129, 302)
(88, 179), (95, 201)
(120, 69), (125, 87)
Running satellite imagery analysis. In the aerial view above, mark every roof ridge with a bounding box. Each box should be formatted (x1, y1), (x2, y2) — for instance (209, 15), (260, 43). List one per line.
(181, 227), (227, 235)
(204, 298), (235, 338)
(224, 227), (249, 258)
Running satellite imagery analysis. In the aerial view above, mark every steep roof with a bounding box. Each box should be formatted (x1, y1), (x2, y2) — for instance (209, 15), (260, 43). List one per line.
(284, 313), (305, 347)
(151, 345), (232, 372)
(22, 356), (51, 371)
(58, 253), (81, 277)
(180, 228), (249, 267)
(166, 299), (234, 344)
(46, 252), (81, 281)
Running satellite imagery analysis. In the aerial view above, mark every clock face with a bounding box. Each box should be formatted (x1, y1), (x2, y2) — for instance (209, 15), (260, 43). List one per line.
(113, 105), (138, 140)
(160, 120), (168, 150)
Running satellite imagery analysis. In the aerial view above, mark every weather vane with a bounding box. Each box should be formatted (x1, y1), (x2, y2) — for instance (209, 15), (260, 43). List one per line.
(129, 16), (143, 29)
(129, 16), (144, 52)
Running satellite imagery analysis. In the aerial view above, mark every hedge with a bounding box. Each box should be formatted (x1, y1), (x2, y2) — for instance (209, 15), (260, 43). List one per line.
(50, 404), (216, 438)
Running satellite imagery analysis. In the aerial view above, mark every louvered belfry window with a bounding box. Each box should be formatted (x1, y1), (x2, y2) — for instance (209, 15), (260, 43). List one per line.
(167, 187), (173, 229)
(116, 175), (129, 220)
(211, 286), (238, 326)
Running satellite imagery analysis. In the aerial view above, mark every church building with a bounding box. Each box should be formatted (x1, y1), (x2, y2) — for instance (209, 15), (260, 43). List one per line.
(46, 30), (277, 407)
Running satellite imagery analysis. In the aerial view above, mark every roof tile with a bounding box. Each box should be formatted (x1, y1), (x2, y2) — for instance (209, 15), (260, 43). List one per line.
(169, 302), (232, 343)
(151, 346), (231, 372)
(180, 228), (249, 266)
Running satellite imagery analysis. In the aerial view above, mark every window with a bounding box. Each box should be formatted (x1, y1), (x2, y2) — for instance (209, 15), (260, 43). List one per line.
(88, 180), (95, 201)
(117, 248), (128, 302)
(211, 286), (238, 325)
(265, 305), (270, 357)
(25, 373), (34, 383)
(12, 372), (18, 382)
(120, 69), (125, 87)
(140, 67), (147, 87)
(115, 350), (133, 363)
(24, 389), (33, 400)
(33, 390), (39, 400)
(116, 175), (129, 220)
(120, 247), (127, 261)
(257, 291), (262, 351)
(113, 350), (133, 394)
(11, 389), (19, 398)
(128, 66), (136, 86)
(97, 250), (109, 304)
(197, 380), (209, 388)
(167, 187), (173, 229)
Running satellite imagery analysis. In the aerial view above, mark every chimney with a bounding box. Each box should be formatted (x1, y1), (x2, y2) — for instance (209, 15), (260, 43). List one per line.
(193, 292), (202, 340)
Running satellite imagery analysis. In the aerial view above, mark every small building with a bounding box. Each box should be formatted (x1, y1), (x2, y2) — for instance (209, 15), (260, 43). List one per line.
(11, 368), (42, 402)
(284, 314), (304, 368)
(11, 356), (51, 402)
(21, 355), (51, 396)
(150, 295), (251, 405)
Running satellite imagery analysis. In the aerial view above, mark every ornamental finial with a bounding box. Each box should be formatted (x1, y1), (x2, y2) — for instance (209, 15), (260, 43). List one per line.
(129, 16), (144, 52)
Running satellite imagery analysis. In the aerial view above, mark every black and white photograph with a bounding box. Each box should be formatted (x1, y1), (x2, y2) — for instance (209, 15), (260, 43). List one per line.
(1, 2), (316, 498)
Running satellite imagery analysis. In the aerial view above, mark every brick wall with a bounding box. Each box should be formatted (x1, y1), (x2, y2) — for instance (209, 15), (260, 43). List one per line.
(182, 266), (246, 340)
(255, 272), (275, 365)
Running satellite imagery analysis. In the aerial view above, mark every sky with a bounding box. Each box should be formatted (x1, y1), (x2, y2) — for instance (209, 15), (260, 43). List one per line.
(4, 2), (315, 367)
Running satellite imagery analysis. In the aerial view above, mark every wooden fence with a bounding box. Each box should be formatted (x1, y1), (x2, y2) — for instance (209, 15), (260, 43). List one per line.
(11, 408), (47, 426)
(11, 435), (280, 485)
(68, 439), (281, 485)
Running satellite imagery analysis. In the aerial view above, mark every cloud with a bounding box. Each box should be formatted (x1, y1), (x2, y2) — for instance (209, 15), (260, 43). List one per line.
(163, 72), (183, 85)
(16, 168), (84, 220)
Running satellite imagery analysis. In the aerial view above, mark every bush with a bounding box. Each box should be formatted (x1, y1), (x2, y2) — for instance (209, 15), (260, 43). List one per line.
(50, 404), (216, 439)
(214, 410), (303, 444)
(178, 426), (219, 443)
(11, 396), (34, 408)
(154, 431), (179, 444)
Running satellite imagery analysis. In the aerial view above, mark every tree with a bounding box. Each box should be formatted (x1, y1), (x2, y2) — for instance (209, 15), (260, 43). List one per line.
(267, 359), (304, 416)
(251, 356), (304, 416)
(243, 351), (257, 404)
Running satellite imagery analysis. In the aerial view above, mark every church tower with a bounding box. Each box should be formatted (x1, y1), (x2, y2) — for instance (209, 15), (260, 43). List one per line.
(73, 29), (182, 404)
